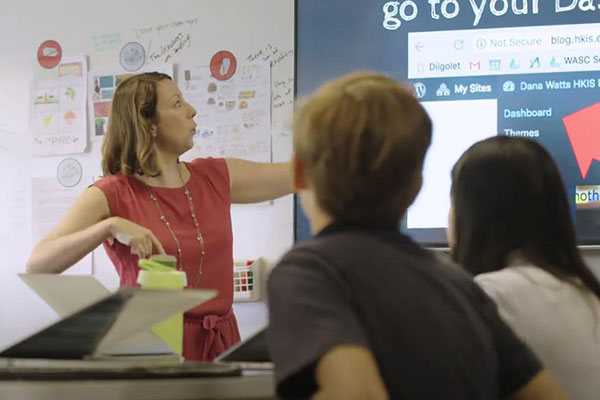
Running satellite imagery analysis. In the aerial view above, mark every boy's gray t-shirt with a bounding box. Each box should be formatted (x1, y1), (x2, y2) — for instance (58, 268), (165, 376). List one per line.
(267, 224), (541, 399)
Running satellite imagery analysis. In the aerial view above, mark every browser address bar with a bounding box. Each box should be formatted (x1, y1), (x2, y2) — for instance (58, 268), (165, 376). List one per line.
(407, 22), (600, 79)
(473, 31), (600, 51)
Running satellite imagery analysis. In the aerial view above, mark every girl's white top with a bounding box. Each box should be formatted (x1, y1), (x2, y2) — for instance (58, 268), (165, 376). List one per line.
(476, 264), (600, 400)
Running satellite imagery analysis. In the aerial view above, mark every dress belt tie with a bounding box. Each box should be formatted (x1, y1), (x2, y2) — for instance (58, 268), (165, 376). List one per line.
(185, 308), (234, 360)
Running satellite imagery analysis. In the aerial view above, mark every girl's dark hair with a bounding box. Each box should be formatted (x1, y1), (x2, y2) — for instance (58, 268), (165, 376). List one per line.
(451, 136), (600, 300)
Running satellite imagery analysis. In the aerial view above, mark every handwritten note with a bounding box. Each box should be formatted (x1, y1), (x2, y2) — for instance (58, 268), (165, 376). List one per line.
(243, 42), (295, 161)
(246, 44), (295, 112)
(272, 76), (295, 110)
(91, 33), (122, 53)
(134, 18), (199, 38)
(246, 44), (294, 67)
(148, 32), (192, 63)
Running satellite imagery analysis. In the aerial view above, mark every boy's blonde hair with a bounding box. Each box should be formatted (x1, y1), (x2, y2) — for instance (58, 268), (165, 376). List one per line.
(101, 72), (171, 177)
(294, 72), (432, 227)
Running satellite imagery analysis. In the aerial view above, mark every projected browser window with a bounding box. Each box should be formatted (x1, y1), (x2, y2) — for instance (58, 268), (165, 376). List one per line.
(296, 2), (600, 245)
(405, 23), (600, 230)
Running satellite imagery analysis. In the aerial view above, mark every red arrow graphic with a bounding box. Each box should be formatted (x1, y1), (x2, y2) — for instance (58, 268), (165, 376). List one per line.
(563, 102), (600, 180)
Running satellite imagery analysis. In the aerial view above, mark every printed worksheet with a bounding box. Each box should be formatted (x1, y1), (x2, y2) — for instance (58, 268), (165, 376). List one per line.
(178, 61), (271, 162)
(31, 56), (88, 156)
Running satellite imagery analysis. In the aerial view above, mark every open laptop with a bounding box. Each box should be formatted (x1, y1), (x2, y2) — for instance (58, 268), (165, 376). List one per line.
(0, 284), (216, 359)
(17, 274), (174, 357)
(0, 278), (241, 378)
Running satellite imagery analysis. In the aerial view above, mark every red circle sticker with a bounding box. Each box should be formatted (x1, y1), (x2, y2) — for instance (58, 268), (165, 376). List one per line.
(37, 40), (62, 69)
(210, 50), (237, 81)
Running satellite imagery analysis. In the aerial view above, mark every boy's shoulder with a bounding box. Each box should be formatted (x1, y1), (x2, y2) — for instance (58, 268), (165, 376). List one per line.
(278, 228), (472, 285)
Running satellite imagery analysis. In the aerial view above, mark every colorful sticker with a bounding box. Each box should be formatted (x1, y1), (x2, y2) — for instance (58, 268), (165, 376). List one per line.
(37, 40), (62, 69)
(209, 50), (237, 81)
(56, 158), (83, 188)
(119, 42), (146, 72)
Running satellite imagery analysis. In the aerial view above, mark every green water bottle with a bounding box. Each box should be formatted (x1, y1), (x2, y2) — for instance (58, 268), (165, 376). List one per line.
(137, 255), (187, 356)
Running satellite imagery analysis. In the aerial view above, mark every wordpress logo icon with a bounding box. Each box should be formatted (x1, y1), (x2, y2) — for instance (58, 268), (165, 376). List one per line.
(503, 81), (516, 92)
(413, 82), (426, 99)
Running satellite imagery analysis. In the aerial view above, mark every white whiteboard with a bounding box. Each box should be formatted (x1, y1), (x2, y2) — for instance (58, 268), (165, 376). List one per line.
(0, 0), (294, 347)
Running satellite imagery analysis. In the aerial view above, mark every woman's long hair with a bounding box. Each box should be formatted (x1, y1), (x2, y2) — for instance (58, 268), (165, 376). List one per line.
(451, 136), (600, 300)
(101, 72), (171, 177)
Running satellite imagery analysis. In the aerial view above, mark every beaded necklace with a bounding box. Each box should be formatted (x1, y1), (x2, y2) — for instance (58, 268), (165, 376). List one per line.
(144, 164), (205, 287)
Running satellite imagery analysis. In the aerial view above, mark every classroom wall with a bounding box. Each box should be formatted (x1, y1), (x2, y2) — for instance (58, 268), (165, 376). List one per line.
(2, 0), (599, 353)
(0, 0), (294, 349)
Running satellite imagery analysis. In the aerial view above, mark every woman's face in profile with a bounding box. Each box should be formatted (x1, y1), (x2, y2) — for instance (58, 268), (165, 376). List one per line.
(153, 79), (197, 155)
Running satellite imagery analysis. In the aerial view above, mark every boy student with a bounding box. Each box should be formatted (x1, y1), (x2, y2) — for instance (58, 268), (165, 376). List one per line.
(267, 72), (568, 399)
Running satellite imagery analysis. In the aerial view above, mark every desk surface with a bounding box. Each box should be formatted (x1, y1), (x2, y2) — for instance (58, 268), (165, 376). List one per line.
(0, 371), (274, 400)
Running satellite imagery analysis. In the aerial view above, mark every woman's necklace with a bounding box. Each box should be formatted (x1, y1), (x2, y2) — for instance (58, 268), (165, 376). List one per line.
(143, 164), (205, 287)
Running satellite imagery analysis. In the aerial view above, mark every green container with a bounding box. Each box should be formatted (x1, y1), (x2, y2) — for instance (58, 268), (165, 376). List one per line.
(137, 269), (187, 356)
